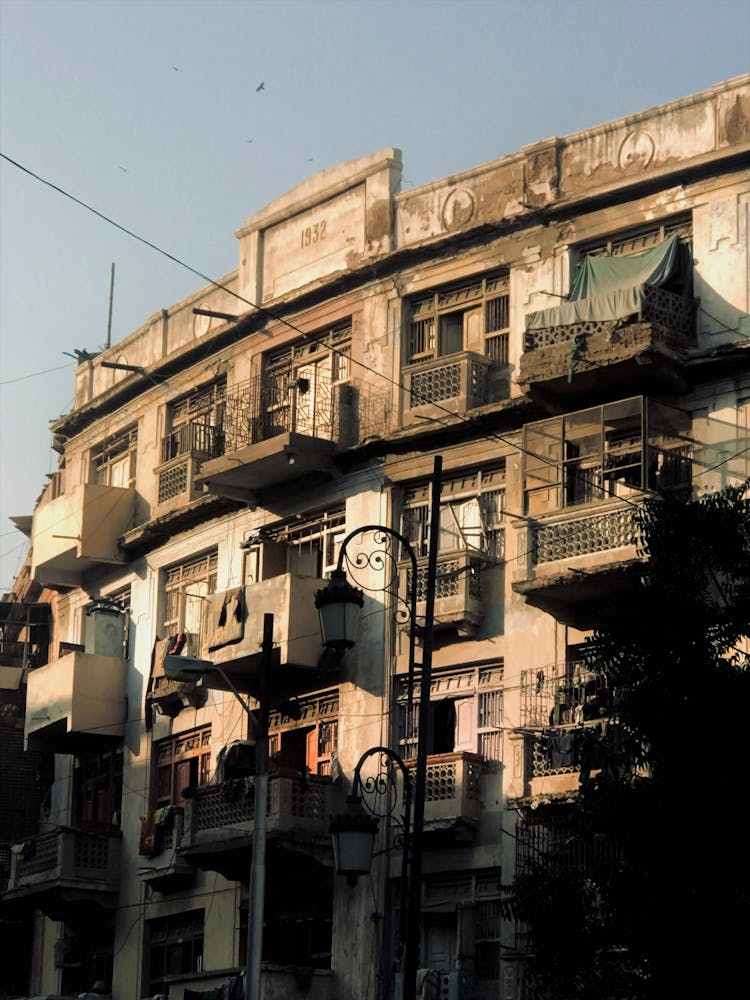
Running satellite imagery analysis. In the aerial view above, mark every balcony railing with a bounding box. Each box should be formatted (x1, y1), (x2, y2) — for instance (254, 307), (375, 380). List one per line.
(220, 375), (387, 453)
(181, 774), (333, 852)
(403, 351), (493, 417)
(533, 504), (640, 566)
(520, 664), (603, 728)
(160, 421), (224, 464)
(5, 826), (121, 908)
(138, 807), (194, 890)
(519, 286), (695, 397)
(156, 422), (224, 507)
(405, 752), (484, 827)
(524, 285), (695, 353)
(400, 549), (491, 637)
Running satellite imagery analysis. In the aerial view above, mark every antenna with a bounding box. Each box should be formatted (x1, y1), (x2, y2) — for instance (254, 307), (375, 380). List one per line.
(105, 262), (115, 348)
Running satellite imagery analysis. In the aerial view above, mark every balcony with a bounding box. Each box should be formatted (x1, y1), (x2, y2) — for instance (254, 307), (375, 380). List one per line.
(4, 826), (121, 920)
(138, 807), (194, 892)
(25, 650), (126, 754)
(30, 483), (135, 586)
(512, 666), (618, 800)
(403, 350), (496, 424)
(396, 549), (491, 653)
(204, 574), (333, 700)
(519, 285), (695, 402)
(391, 753), (484, 855)
(179, 774), (335, 880)
(512, 502), (643, 627)
(196, 376), (385, 503)
(155, 421), (223, 512)
(0, 600), (50, 689)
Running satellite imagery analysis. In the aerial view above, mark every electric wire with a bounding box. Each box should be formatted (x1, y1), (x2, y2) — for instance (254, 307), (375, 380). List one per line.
(5, 151), (750, 542)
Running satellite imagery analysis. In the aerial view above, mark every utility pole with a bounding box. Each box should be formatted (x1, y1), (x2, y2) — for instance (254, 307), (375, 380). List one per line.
(402, 454), (442, 999)
(246, 612), (273, 1000)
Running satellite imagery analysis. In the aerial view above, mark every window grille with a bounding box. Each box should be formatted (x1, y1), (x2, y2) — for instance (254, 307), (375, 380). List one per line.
(91, 426), (137, 489)
(398, 663), (503, 760)
(406, 272), (509, 365)
(402, 463), (506, 559)
(163, 550), (218, 646)
(154, 727), (211, 808)
(147, 910), (204, 993)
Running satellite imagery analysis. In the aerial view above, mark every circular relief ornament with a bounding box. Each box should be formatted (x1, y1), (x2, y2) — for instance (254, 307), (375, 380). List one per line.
(618, 130), (656, 171)
(441, 187), (476, 232)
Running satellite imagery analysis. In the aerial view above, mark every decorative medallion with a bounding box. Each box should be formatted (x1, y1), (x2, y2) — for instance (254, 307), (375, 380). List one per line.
(441, 187), (476, 232)
(618, 130), (656, 171)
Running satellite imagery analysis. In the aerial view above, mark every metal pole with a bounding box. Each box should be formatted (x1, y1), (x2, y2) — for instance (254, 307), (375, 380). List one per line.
(402, 454), (442, 1000)
(105, 263), (115, 349)
(247, 613), (273, 1000)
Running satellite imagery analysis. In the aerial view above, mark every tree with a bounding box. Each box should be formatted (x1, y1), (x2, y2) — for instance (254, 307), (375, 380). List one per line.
(504, 482), (750, 999)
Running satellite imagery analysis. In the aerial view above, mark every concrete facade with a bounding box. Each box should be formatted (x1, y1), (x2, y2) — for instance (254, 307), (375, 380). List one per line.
(1, 74), (749, 1000)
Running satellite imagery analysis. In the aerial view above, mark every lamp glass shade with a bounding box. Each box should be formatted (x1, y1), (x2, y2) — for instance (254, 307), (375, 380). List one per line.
(315, 571), (364, 651)
(329, 802), (378, 883)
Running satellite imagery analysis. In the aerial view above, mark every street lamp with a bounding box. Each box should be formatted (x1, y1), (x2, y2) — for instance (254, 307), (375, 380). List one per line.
(314, 456), (443, 1000)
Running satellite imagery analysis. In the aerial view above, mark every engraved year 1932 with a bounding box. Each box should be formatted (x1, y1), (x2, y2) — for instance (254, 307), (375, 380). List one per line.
(300, 220), (327, 247)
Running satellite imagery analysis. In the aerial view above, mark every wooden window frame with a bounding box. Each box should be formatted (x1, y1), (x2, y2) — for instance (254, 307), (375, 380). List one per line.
(406, 272), (510, 366)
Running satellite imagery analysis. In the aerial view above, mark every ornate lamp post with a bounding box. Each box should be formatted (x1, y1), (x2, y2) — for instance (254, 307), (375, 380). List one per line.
(314, 456), (443, 1000)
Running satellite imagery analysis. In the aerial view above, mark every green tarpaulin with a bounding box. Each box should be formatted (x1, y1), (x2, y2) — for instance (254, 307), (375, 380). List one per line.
(527, 234), (681, 330)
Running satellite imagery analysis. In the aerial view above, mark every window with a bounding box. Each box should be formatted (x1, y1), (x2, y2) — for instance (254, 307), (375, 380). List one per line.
(159, 380), (225, 503)
(90, 426), (137, 488)
(261, 325), (351, 441)
(100, 587), (131, 658)
(153, 727), (211, 808)
(268, 690), (338, 776)
(73, 750), (123, 830)
(163, 550), (217, 648)
(407, 272), (509, 365)
(147, 910), (204, 994)
(402, 464), (506, 560)
(399, 664), (503, 760)
(162, 380), (225, 462)
(523, 397), (692, 515)
(243, 510), (345, 584)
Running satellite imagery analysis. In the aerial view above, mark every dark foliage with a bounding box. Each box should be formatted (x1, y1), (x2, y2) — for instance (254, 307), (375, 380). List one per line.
(504, 484), (750, 1000)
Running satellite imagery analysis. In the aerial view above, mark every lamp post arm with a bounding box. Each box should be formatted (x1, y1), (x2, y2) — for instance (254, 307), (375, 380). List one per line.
(334, 523), (420, 711)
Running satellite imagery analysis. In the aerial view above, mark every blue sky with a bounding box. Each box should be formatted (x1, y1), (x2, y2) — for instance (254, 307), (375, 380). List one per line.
(1, 0), (748, 590)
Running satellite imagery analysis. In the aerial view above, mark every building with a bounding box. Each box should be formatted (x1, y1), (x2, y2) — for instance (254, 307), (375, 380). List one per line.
(1, 73), (749, 1000)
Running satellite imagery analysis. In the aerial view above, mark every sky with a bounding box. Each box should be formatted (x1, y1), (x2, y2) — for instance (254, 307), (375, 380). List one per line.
(1, 0), (748, 592)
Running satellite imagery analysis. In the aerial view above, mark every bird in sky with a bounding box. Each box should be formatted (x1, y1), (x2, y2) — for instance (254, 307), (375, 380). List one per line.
(256, 82), (265, 92)
(245, 139), (254, 143)
(172, 65), (181, 72)
(117, 166), (129, 173)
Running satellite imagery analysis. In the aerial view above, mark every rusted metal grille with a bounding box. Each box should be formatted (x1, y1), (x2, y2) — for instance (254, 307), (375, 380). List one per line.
(160, 422), (223, 464)
(534, 506), (639, 564)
